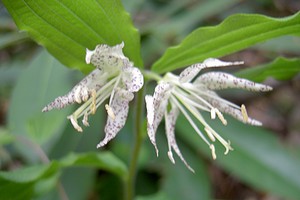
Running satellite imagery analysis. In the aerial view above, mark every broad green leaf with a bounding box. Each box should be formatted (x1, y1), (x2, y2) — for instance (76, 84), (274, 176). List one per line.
(8, 50), (73, 162)
(141, 0), (240, 65)
(152, 12), (300, 73)
(0, 164), (59, 200)
(235, 57), (300, 82)
(3, 0), (143, 73)
(176, 115), (300, 199)
(60, 152), (128, 179)
(154, 0), (241, 37)
(0, 152), (127, 199)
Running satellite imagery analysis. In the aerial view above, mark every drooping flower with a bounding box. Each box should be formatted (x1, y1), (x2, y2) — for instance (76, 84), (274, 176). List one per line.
(42, 42), (143, 148)
(145, 58), (272, 172)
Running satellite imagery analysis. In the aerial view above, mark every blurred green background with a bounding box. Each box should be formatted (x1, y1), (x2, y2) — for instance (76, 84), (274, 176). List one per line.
(1, 0), (300, 199)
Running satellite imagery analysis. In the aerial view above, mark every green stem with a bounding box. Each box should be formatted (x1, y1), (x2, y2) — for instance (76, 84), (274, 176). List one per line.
(143, 70), (162, 82)
(125, 87), (145, 200)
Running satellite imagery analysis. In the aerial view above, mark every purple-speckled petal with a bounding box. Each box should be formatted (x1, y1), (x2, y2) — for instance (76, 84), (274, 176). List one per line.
(86, 42), (132, 70)
(122, 66), (144, 92)
(145, 82), (172, 156)
(42, 68), (104, 112)
(195, 72), (272, 92)
(179, 58), (244, 83)
(97, 88), (134, 148)
(165, 106), (194, 172)
(206, 94), (262, 126)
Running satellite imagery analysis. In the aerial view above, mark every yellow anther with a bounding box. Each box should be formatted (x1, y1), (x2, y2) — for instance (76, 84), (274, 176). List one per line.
(205, 127), (216, 142)
(215, 109), (227, 125)
(105, 104), (116, 120)
(241, 104), (248, 123)
(90, 89), (97, 114)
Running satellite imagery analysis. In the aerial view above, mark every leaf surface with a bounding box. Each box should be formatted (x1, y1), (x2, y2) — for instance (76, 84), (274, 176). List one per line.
(152, 12), (300, 73)
(177, 115), (300, 199)
(3, 0), (142, 73)
(235, 57), (300, 82)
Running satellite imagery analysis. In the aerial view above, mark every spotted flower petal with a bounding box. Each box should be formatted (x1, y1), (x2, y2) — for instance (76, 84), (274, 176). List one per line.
(195, 72), (272, 92)
(44, 42), (143, 142)
(42, 68), (104, 112)
(145, 58), (272, 171)
(145, 82), (172, 156)
(165, 106), (194, 172)
(206, 94), (262, 126)
(179, 58), (244, 83)
(86, 42), (132, 70)
(97, 88), (134, 148)
(122, 66), (144, 92)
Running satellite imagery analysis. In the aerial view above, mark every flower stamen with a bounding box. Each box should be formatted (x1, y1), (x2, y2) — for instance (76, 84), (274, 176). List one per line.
(241, 104), (249, 123)
(105, 104), (116, 120)
(215, 108), (227, 125)
(204, 126), (216, 142)
(210, 108), (216, 119)
(82, 112), (90, 126)
(90, 89), (97, 114)
(68, 115), (83, 132)
(210, 144), (217, 160)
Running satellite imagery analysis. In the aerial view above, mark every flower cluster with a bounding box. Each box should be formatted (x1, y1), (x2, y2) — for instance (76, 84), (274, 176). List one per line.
(145, 58), (272, 172)
(43, 42), (272, 172)
(42, 42), (143, 148)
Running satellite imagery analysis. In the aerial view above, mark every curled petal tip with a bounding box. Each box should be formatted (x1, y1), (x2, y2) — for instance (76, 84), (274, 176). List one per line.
(233, 60), (244, 65)
(266, 85), (273, 91)
(120, 41), (125, 47)
(155, 147), (159, 157)
(85, 48), (93, 64)
(96, 140), (107, 148)
(168, 151), (175, 164)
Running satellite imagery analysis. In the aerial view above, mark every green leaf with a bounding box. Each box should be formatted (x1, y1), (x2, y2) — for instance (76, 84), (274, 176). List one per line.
(0, 152), (127, 199)
(235, 57), (300, 82)
(60, 152), (128, 179)
(176, 115), (300, 199)
(3, 0), (143, 73)
(152, 12), (300, 73)
(0, 164), (59, 200)
(8, 50), (73, 162)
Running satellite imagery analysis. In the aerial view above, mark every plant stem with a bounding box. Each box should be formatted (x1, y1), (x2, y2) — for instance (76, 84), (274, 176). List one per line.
(125, 87), (145, 200)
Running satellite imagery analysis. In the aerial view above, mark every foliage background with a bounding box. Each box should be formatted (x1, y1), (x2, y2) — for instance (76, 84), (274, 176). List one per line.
(0, 0), (300, 199)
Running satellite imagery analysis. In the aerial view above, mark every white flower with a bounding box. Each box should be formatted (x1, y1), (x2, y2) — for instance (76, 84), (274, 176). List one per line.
(42, 42), (143, 148)
(145, 58), (272, 172)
